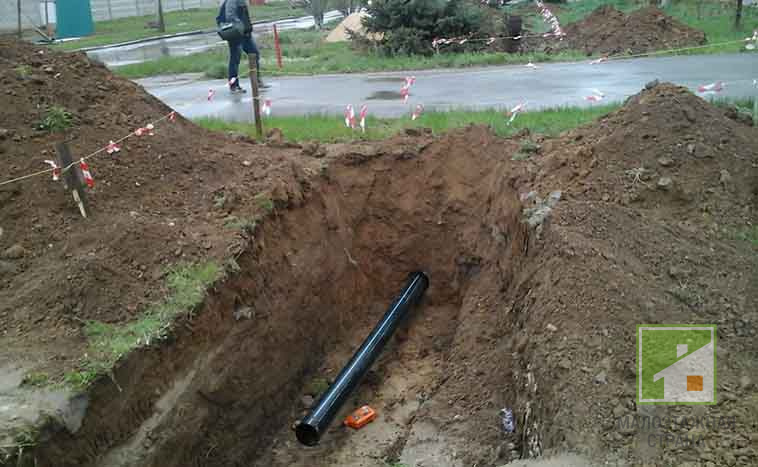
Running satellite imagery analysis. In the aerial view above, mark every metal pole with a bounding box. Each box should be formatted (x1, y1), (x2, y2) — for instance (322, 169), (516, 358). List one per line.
(295, 272), (429, 446)
(107, 0), (113, 20)
(157, 0), (166, 32)
(44, 0), (49, 37)
(17, 0), (22, 37)
(273, 24), (283, 69)
(248, 53), (263, 139)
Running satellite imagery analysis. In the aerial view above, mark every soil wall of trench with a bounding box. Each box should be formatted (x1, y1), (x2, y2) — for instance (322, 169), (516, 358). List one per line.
(24, 127), (534, 467)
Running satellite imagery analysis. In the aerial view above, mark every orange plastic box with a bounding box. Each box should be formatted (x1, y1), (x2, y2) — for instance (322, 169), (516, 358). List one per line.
(344, 405), (377, 429)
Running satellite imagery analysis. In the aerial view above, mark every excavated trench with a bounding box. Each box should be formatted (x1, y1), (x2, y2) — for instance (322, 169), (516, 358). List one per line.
(29, 130), (532, 467)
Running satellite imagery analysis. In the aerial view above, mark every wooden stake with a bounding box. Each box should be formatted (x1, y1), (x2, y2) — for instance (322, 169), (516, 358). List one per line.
(248, 53), (263, 140)
(55, 142), (90, 219)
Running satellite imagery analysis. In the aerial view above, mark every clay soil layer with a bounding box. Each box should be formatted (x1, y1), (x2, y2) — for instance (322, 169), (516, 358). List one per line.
(1, 38), (757, 467)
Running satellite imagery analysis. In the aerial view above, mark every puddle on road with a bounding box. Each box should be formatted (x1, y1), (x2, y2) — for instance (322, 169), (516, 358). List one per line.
(367, 91), (404, 100)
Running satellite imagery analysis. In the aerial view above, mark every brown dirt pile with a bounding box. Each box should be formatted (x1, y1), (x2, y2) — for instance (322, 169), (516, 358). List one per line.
(0, 37), (310, 386)
(526, 6), (707, 55)
(502, 83), (758, 466)
(564, 6), (707, 55)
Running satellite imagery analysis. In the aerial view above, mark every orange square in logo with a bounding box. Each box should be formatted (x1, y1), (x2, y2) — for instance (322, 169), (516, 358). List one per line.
(687, 375), (703, 391)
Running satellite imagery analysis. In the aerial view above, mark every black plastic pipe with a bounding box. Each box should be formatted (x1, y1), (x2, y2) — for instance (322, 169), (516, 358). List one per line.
(295, 271), (430, 446)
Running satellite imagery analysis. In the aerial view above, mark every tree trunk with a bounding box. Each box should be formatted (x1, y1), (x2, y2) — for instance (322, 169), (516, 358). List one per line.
(735, 0), (743, 28)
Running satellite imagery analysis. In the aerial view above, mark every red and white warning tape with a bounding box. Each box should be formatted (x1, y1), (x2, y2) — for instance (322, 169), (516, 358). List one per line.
(359, 104), (368, 132)
(411, 104), (424, 121)
(43, 160), (60, 181)
(697, 81), (724, 94)
(79, 159), (94, 188)
(134, 123), (155, 137)
(585, 89), (605, 102)
(535, 0), (564, 40)
(262, 99), (272, 116)
(344, 104), (356, 128)
(507, 102), (526, 125)
(106, 140), (121, 154)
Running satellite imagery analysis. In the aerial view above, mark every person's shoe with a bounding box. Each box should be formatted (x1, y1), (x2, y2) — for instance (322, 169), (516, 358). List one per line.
(230, 85), (247, 94)
(257, 80), (270, 89)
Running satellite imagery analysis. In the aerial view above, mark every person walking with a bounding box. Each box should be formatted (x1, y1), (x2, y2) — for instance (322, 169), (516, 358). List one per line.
(219, 0), (265, 93)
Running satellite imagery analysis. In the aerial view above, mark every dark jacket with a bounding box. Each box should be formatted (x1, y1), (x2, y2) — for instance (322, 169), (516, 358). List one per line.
(224, 0), (252, 34)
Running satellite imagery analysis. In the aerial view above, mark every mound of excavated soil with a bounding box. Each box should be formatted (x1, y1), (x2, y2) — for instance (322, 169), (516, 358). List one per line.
(0, 36), (314, 456)
(511, 84), (758, 465)
(563, 6), (707, 55)
(538, 81), (758, 216)
(2, 36), (757, 467)
(0, 38), (306, 353)
(524, 6), (707, 56)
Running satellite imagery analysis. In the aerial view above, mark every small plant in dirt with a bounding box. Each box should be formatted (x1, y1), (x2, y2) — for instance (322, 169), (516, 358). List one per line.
(736, 225), (758, 247)
(20, 371), (49, 388)
(14, 65), (31, 78)
(1, 424), (42, 465)
(63, 368), (101, 389)
(255, 193), (276, 214)
(213, 193), (227, 209)
(224, 216), (257, 234)
(512, 139), (541, 160)
(67, 262), (221, 390)
(38, 106), (73, 133)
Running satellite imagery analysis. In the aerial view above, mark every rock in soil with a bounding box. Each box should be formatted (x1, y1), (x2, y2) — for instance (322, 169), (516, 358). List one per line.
(1, 244), (26, 259)
(594, 371), (608, 385)
(657, 177), (673, 190)
(300, 395), (314, 409)
(0, 260), (18, 276)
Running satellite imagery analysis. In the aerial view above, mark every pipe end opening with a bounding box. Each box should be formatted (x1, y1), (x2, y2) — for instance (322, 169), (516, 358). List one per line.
(295, 423), (320, 446)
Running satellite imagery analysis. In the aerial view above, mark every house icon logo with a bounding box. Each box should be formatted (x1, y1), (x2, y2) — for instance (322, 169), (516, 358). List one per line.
(637, 325), (716, 405)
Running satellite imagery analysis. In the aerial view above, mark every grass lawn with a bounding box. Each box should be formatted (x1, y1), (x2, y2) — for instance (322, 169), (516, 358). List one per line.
(53, 1), (306, 51)
(194, 103), (621, 143)
(195, 96), (754, 144)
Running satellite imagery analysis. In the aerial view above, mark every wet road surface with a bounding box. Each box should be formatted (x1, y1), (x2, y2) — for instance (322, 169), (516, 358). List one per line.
(138, 52), (758, 120)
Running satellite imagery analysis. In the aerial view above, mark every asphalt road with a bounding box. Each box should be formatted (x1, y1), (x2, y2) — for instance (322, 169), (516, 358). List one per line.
(139, 52), (758, 121)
